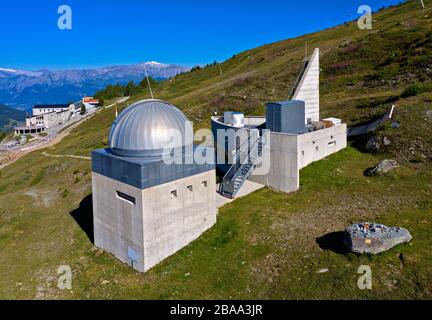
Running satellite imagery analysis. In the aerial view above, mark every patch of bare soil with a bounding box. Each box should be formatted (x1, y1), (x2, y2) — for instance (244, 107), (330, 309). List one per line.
(24, 188), (59, 208)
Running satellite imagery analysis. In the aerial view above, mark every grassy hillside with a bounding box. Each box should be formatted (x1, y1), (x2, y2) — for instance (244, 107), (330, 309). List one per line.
(0, 104), (26, 132)
(0, 0), (431, 299)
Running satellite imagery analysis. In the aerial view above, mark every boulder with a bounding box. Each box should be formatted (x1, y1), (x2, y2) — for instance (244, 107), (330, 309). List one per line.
(383, 136), (391, 146)
(364, 159), (399, 176)
(391, 120), (400, 129)
(344, 222), (412, 255)
(365, 136), (381, 152)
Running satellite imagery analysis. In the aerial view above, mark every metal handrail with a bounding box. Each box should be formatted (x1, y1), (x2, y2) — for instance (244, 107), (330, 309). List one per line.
(219, 134), (263, 197)
(288, 58), (309, 100)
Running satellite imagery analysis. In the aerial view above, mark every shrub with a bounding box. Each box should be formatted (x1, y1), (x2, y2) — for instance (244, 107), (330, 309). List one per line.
(401, 83), (425, 98)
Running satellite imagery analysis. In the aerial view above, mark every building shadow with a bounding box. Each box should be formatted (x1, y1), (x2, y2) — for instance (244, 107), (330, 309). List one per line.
(349, 134), (370, 154)
(70, 194), (94, 243)
(316, 231), (350, 255)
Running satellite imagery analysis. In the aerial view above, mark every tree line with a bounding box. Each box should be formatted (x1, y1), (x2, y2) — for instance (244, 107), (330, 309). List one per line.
(94, 77), (159, 105)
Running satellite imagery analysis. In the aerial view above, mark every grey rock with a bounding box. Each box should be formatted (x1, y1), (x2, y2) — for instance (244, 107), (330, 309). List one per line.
(316, 268), (329, 274)
(383, 136), (391, 146)
(365, 159), (399, 176)
(391, 120), (400, 129)
(365, 136), (381, 152)
(344, 222), (412, 255)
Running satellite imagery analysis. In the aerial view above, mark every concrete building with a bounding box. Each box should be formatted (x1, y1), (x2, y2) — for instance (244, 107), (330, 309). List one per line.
(32, 104), (72, 116)
(90, 48), (347, 272)
(91, 99), (217, 272)
(82, 96), (100, 111)
(14, 103), (79, 136)
(212, 48), (347, 198)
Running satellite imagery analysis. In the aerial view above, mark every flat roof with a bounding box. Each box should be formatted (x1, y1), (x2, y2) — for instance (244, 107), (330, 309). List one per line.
(33, 104), (70, 109)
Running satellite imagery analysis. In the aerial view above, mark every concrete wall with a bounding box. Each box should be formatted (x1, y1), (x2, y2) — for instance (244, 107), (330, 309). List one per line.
(26, 109), (74, 128)
(43, 110), (73, 128)
(92, 170), (217, 272)
(142, 170), (216, 270)
(250, 132), (299, 193)
(211, 116), (264, 174)
(297, 124), (347, 169)
(250, 124), (347, 193)
(293, 48), (320, 124)
(92, 172), (145, 271)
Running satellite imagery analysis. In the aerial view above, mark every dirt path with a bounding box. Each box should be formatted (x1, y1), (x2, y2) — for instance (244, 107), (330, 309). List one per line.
(41, 151), (91, 160)
(0, 114), (93, 170)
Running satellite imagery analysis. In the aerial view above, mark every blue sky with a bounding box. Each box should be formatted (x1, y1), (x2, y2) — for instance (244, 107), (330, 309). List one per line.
(0, 0), (404, 70)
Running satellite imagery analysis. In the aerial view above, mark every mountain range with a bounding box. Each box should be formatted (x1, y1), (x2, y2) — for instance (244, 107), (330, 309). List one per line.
(0, 62), (190, 111)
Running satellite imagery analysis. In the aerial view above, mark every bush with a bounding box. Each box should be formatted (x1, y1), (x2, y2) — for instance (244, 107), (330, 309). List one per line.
(401, 83), (425, 98)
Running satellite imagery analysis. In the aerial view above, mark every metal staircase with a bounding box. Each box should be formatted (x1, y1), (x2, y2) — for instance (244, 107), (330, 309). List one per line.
(219, 134), (264, 199)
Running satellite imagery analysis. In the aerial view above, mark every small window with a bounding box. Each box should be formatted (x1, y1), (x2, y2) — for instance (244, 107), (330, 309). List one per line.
(202, 181), (208, 188)
(116, 191), (135, 205)
(328, 141), (336, 147)
(316, 146), (319, 151)
(170, 190), (178, 198)
(187, 185), (193, 192)
(301, 150), (305, 156)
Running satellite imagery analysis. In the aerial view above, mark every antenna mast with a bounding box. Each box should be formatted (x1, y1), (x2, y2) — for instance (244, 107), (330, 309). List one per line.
(305, 42), (308, 60)
(143, 64), (154, 99)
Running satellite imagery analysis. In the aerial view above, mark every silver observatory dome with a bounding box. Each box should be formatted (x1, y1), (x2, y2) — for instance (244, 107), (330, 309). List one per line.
(108, 99), (193, 157)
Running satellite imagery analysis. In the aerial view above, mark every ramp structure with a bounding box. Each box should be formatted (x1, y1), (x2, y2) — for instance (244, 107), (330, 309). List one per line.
(291, 48), (320, 124)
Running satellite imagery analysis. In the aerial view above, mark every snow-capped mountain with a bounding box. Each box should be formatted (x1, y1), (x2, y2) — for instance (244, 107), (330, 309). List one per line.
(0, 62), (190, 111)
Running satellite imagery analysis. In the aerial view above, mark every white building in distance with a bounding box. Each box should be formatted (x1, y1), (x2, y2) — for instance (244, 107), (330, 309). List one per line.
(14, 103), (80, 136)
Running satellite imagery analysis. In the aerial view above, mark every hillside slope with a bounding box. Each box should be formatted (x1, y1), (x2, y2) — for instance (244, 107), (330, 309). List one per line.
(0, 0), (431, 299)
(0, 104), (26, 132)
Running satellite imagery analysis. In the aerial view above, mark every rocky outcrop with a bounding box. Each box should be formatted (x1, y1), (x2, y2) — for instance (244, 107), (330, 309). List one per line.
(344, 222), (412, 255)
(365, 136), (381, 152)
(364, 159), (399, 176)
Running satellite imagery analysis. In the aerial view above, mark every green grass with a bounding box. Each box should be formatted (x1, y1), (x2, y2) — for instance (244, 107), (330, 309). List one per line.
(0, 0), (432, 299)
(1, 146), (431, 299)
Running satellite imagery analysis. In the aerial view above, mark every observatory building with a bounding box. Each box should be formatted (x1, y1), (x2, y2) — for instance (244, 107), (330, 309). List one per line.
(91, 99), (216, 272)
(212, 48), (348, 198)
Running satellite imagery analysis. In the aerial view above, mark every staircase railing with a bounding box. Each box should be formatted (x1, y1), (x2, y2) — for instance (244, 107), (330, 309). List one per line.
(219, 133), (264, 198)
(288, 58), (309, 100)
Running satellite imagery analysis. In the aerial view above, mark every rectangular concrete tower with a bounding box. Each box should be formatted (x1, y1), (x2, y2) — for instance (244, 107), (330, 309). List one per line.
(91, 149), (217, 272)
